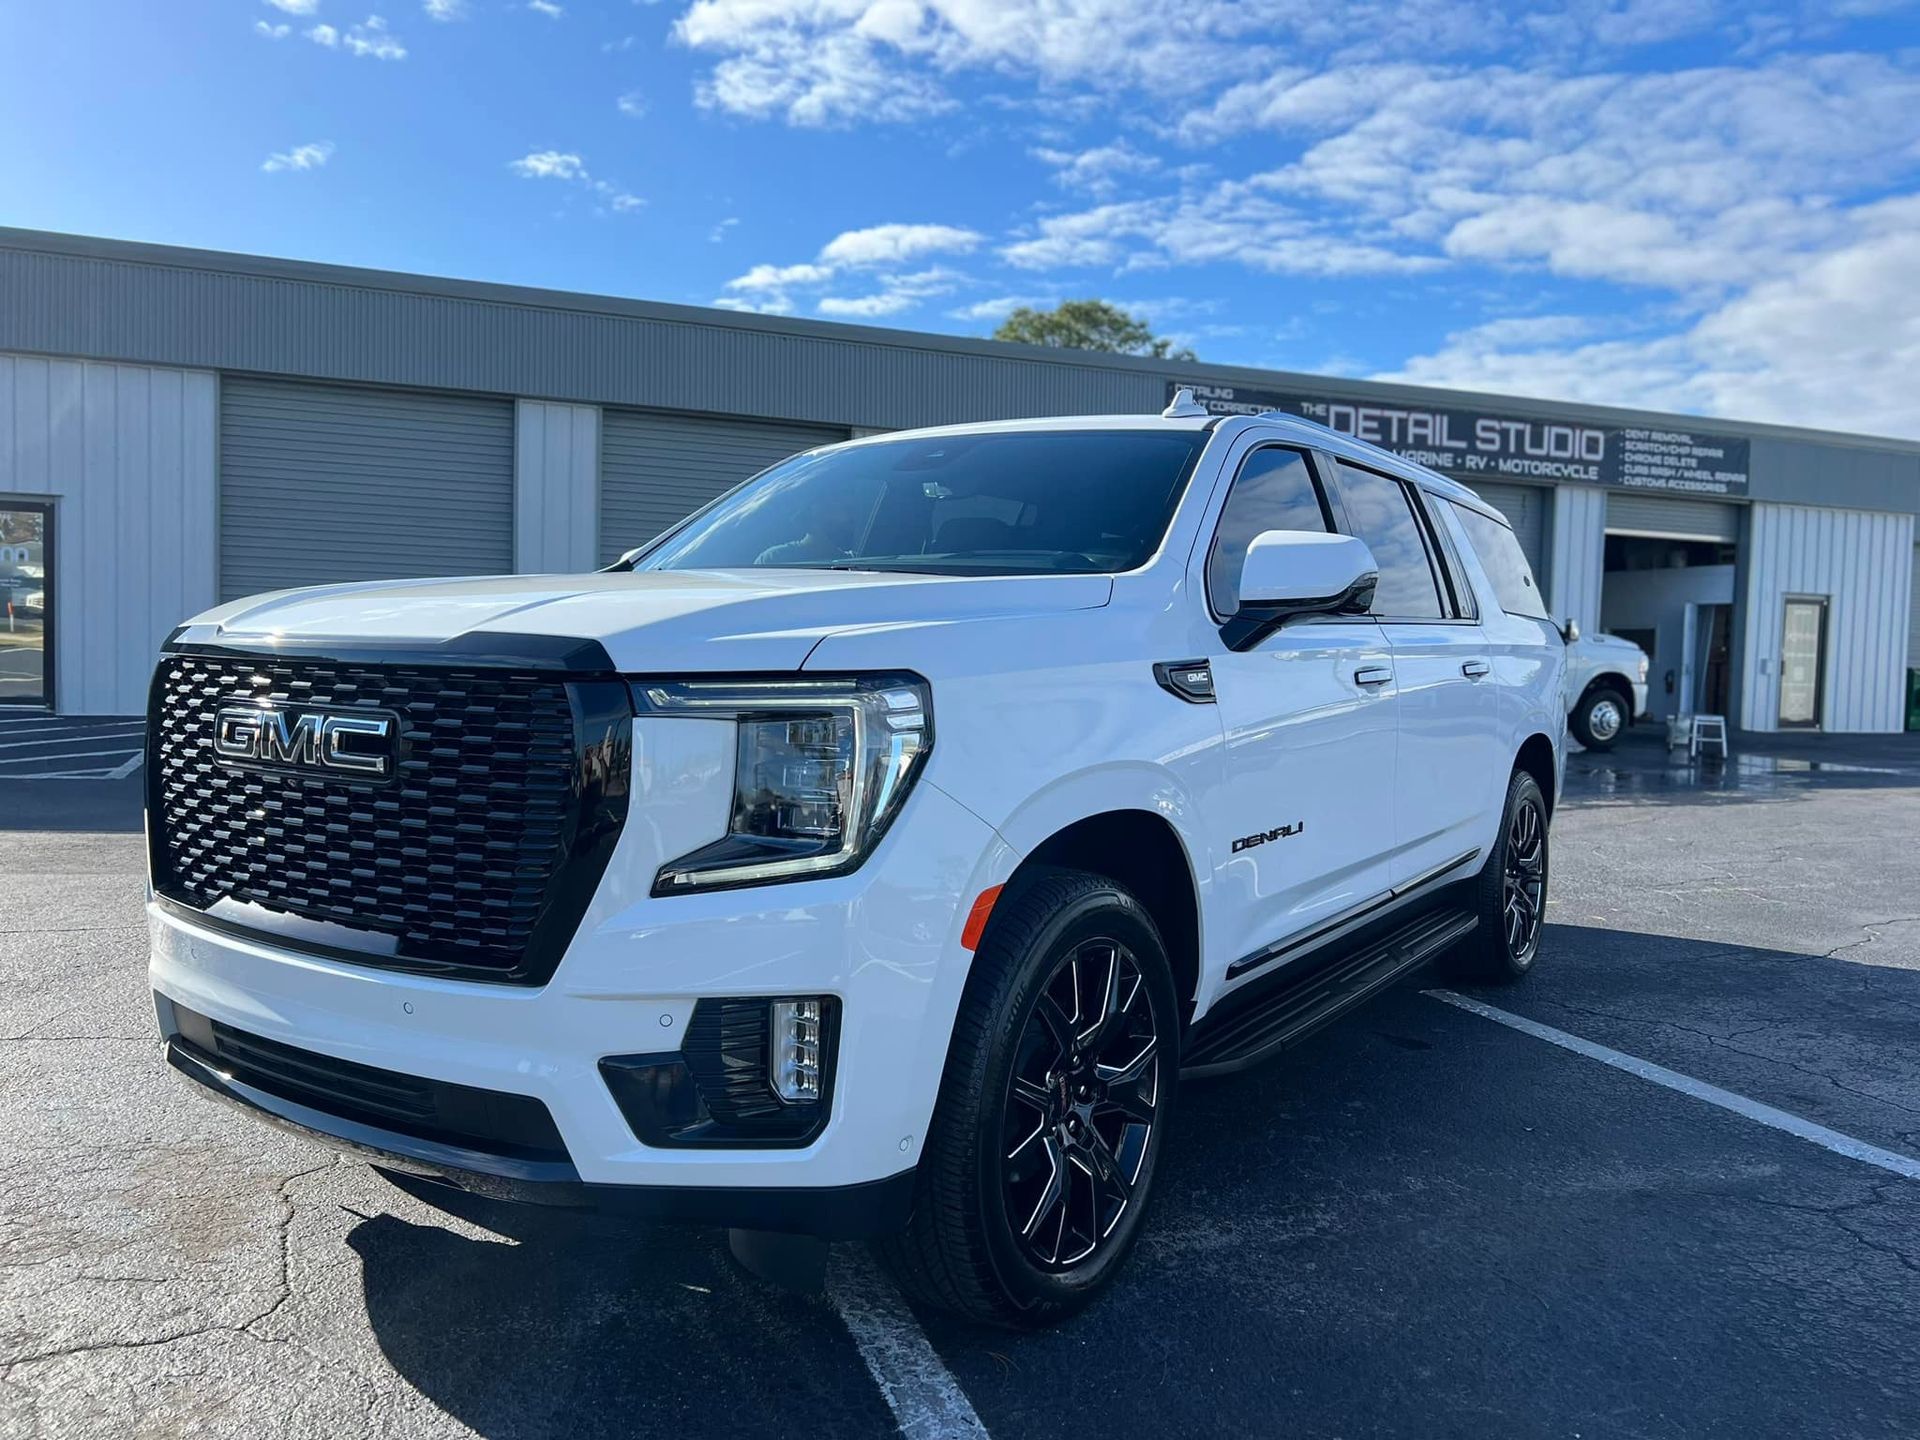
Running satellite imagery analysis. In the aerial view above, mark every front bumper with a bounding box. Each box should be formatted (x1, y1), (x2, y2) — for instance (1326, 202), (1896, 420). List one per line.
(151, 775), (1015, 1226)
(1631, 680), (1649, 718)
(160, 1020), (915, 1235)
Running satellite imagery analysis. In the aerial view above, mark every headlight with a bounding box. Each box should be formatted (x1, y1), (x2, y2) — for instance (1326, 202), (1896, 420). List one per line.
(636, 674), (932, 893)
(1637, 656), (1649, 682)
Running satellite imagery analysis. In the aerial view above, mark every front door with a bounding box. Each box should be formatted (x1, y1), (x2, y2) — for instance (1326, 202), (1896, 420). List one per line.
(1198, 444), (1401, 974)
(0, 503), (51, 708)
(1778, 597), (1827, 729)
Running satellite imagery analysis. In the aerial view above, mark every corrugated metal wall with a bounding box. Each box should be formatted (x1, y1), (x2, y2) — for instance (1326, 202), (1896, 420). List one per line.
(1464, 482), (1547, 577)
(1737, 503), (1915, 733)
(1546, 485), (1605, 633)
(1606, 492), (1739, 542)
(598, 410), (847, 565)
(515, 400), (600, 573)
(0, 352), (217, 714)
(219, 378), (514, 600)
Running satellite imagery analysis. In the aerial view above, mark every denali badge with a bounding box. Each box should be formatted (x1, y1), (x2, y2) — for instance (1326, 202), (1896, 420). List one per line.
(1232, 821), (1304, 854)
(212, 704), (396, 779)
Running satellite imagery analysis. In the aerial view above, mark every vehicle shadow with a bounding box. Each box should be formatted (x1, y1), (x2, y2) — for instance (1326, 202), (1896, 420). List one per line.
(345, 1177), (898, 1439)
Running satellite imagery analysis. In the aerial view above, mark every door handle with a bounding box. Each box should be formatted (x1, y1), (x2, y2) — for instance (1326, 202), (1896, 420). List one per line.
(1462, 660), (1491, 678)
(1354, 666), (1393, 687)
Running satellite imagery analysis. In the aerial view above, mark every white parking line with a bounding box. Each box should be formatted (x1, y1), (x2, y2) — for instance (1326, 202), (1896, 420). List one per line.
(0, 730), (144, 750)
(827, 1249), (991, 1440)
(1427, 989), (1920, 1182)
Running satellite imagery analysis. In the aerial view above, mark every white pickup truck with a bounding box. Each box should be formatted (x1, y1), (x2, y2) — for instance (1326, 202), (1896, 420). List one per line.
(146, 392), (1566, 1326)
(1565, 629), (1650, 750)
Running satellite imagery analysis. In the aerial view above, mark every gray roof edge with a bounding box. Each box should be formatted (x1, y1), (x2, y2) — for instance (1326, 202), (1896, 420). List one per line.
(6, 225), (1919, 460)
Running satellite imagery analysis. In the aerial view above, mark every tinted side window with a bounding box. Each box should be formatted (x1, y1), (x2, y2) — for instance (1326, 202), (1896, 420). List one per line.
(1207, 447), (1331, 614)
(1333, 463), (1444, 619)
(1452, 501), (1548, 618)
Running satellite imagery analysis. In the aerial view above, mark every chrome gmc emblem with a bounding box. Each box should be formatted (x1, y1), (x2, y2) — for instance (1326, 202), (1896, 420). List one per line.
(212, 704), (396, 779)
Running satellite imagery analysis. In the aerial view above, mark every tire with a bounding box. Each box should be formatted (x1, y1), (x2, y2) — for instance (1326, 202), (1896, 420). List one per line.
(1570, 685), (1629, 750)
(1444, 768), (1550, 984)
(873, 868), (1179, 1328)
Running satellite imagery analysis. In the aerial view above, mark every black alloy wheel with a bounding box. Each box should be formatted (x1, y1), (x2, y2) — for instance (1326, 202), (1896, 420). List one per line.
(1000, 938), (1161, 1271)
(1502, 791), (1547, 966)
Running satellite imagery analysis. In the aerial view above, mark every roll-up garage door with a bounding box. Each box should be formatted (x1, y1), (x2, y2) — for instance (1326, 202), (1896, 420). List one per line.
(599, 410), (848, 565)
(1908, 544), (1920, 670)
(1463, 481), (1547, 578)
(1605, 491), (1739, 543)
(220, 378), (514, 602)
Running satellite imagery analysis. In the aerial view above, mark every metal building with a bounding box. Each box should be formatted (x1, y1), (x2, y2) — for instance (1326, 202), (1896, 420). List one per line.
(1, 227), (1914, 731)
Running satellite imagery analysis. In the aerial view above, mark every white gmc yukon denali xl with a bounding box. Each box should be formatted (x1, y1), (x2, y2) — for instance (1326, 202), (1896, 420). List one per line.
(147, 392), (1566, 1326)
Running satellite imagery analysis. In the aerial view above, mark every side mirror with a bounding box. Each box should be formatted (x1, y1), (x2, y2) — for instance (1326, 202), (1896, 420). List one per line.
(1223, 530), (1378, 651)
(1561, 617), (1581, 645)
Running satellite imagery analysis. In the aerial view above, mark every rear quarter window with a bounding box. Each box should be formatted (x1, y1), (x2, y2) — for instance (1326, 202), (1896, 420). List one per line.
(1451, 501), (1549, 619)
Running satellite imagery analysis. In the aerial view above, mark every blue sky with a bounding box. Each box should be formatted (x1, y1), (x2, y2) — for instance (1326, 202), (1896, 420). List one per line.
(3, 1), (1919, 435)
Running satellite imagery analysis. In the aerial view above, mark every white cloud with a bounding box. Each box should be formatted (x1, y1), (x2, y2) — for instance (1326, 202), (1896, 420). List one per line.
(1032, 140), (1161, 196)
(950, 295), (1045, 321)
(261, 141), (336, 174)
(254, 20), (292, 39)
(710, 216), (739, 242)
(307, 15), (407, 57)
(818, 222), (982, 267)
(423, 0), (468, 19)
(342, 15), (407, 57)
(719, 224), (982, 315)
(617, 89), (646, 117)
(1378, 199), (1920, 437)
(816, 267), (960, 318)
(263, 0), (319, 13)
(508, 151), (641, 214)
(510, 150), (587, 180)
(727, 261), (835, 293)
(528, 0), (563, 15)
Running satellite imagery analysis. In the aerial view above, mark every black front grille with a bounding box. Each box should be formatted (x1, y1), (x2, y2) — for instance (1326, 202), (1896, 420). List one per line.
(168, 1002), (569, 1163)
(147, 648), (629, 984)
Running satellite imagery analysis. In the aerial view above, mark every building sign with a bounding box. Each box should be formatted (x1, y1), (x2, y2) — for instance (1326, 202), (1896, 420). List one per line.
(1169, 382), (1750, 497)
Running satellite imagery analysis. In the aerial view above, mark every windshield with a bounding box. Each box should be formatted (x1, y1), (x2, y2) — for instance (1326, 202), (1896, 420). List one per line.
(627, 429), (1211, 576)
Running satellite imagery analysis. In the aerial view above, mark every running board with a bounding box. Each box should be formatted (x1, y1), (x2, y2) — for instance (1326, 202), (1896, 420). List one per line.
(1181, 907), (1478, 1079)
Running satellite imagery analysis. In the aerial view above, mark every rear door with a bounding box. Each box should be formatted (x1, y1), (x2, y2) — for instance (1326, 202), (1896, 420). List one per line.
(1329, 460), (1497, 890)
(1199, 443), (1400, 973)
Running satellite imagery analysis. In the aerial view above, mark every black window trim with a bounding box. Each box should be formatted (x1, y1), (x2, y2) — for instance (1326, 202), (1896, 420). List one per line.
(1202, 441), (1340, 625)
(1320, 457), (1471, 627)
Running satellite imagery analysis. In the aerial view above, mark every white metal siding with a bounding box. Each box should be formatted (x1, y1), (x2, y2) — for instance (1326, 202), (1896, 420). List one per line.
(1547, 485), (1605, 634)
(220, 378), (514, 602)
(1463, 482), (1546, 580)
(1737, 502), (1915, 733)
(514, 400), (600, 573)
(1606, 491), (1739, 542)
(599, 410), (847, 565)
(0, 352), (216, 714)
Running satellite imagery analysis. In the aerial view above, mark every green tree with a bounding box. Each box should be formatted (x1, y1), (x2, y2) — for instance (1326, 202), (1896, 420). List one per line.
(993, 299), (1196, 362)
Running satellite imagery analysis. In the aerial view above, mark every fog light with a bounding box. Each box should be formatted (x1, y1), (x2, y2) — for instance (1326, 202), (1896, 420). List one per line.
(772, 998), (824, 1103)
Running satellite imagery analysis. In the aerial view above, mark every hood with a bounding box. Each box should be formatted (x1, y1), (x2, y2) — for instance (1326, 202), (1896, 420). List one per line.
(1577, 631), (1647, 658)
(185, 568), (1115, 672)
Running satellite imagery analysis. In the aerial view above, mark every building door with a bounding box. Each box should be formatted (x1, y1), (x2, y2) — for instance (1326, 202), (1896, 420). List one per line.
(1778, 597), (1827, 729)
(0, 502), (51, 707)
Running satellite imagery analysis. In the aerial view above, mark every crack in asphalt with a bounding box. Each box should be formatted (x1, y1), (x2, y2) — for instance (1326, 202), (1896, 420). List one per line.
(1534, 997), (1920, 1122)
(0, 1159), (339, 1377)
(1821, 916), (1920, 961)
(1723, 1181), (1920, 1276)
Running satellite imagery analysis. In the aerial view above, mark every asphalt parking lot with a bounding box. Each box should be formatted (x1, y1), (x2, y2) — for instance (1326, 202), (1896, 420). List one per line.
(4, 725), (1920, 1438)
